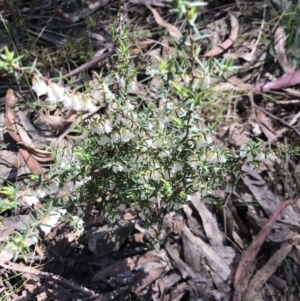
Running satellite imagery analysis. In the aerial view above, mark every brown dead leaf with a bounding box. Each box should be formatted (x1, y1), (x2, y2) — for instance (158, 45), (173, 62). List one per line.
(146, 5), (182, 40)
(180, 223), (231, 281)
(242, 164), (300, 227)
(227, 122), (249, 146)
(255, 107), (276, 141)
(274, 26), (294, 74)
(190, 192), (224, 246)
(5, 89), (43, 175)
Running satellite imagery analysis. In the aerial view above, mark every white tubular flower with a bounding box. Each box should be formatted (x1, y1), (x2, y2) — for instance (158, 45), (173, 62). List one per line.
(170, 162), (183, 175)
(256, 153), (265, 161)
(187, 155), (198, 170)
(96, 119), (113, 134)
(150, 170), (162, 181)
(40, 209), (66, 235)
(98, 135), (110, 145)
(120, 129), (135, 143)
(267, 153), (277, 162)
(125, 102), (134, 111)
(35, 188), (47, 198)
(112, 164), (124, 173)
(47, 82), (65, 103)
(206, 135), (213, 144)
(196, 133), (211, 148)
(127, 81), (136, 93)
(246, 153), (254, 163)
(111, 132), (120, 143)
(152, 139), (162, 149)
(18, 193), (39, 206)
(48, 180), (60, 194)
(115, 74), (126, 88)
(205, 152), (218, 163)
(239, 147), (247, 158)
(71, 93), (83, 111)
(218, 154), (227, 163)
(81, 95), (97, 112)
(63, 92), (72, 109)
(32, 76), (48, 97)
(102, 83), (115, 102)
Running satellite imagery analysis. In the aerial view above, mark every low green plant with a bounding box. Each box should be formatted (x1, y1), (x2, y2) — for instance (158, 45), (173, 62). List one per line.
(0, 0), (284, 261)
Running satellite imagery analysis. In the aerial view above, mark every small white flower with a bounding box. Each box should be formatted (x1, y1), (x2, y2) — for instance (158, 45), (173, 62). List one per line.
(115, 74), (126, 88)
(63, 92), (72, 109)
(150, 170), (162, 181)
(48, 180), (59, 194)
(120, 129), (135, 143)
(206, 152), (218, 163)
(145, 65), (157, 77)
(74, 180), (84, 189)
(111, 132), (120, 142)
(125, 102), (134, 111)
(170, 162), (183, 175)
(71, 94), (83, 111)
(102, 83), (115, 102)
(81, 96), (97, 112)
(206, 135), (213, 144)
(35, 188), (47, 198)
(246, 153), (254, 163)
(166, 102), (174, 110)
(112, 164), (124, 173)
(40, 209), (66, 234)
(98, 135), (110, 145)
(47, 83), (65, 103)
(96, 119), (113, 134)
(127, 81), (136, 93)
(218, 154), (227, 163)
(187, 155), (198, 170)
(239, 149), (247, 158)
(196, 134), (211, 148)
(32, 76), (48, 97)
(267, 153), (277, 162)
(256, 153), (265, 161)
(18, 193), (39, 206)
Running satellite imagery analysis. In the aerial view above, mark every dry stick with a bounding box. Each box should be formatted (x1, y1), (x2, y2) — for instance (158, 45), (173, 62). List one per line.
(233, 199), (292, 301)
(249, 93), (300, 138)
(253, 104), (300, 137)
(64, 49), (116, 78)
(0, 262), (100, 298)
(266, 110), (300, 144)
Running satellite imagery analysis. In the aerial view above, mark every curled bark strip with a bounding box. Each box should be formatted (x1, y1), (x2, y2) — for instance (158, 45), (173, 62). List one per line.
(251, 70), (300, 92)
(5, 89), (43, 175)
(200, 14), (239, 57)
(233, 199), (291, 301)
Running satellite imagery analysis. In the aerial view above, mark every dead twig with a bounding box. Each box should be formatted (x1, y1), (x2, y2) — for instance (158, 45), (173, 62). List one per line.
(0, 262), (100, 298)
(64, 49), (116, 78)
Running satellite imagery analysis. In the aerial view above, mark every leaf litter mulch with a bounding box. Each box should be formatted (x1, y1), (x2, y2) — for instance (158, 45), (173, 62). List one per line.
(1, 0), (300, 300)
